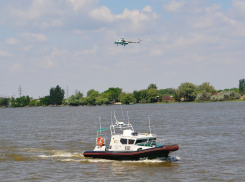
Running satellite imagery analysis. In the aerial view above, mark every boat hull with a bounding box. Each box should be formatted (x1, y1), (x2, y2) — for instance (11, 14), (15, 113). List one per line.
(83, 144), (179, 160)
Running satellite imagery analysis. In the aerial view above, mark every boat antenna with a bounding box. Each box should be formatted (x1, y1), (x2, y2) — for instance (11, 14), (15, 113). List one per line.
(127, 111), (129, 125)
(114, 111), (118, 125)
(148, 117), (151, 134)
(121, 105), (125, 122)
(99, 117), (101, 135)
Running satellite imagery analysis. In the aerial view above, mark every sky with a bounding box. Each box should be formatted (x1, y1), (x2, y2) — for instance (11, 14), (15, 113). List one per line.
(0, 0), (245, 98)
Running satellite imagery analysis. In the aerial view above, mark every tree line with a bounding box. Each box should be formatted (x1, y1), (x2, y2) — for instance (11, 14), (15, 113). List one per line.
(0, 85), (65, 107)
(1, 79), (245, 107)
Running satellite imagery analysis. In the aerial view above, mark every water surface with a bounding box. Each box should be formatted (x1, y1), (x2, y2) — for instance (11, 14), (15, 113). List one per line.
(0, 102), (245, 181)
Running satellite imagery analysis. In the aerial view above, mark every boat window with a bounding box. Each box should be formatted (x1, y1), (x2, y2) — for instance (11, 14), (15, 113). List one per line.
(148, 138), (156, 141)
(135, 139), (148, 144)
(128, 139), (135, 144)
(120, 138), (127, 144)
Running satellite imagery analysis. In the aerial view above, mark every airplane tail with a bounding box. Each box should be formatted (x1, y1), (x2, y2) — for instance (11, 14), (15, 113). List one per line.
(137, 39), (143, 43)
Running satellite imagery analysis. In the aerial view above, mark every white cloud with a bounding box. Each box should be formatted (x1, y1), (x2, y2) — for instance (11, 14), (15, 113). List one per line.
(40, 20), (63, 28)
(23, 45), (34, 52)
(6, 38), (20, 45)
(22, 33), (48, 42)
(163, 0), (186, 12)
(90, 6), (116, 23)
(0, 50), (13, 57)
(75, 45), (98, 56)
(51, 47), (67, 58)
(117, 9), (150, 22)
(91, 64), (109, 71)
(69, 0), (99, 11)
(10, 64), (23, 72)
(32, 56), (56, 69)
(150, 48), (164, 56)
(143, 5), (153, 12)
(232, 0), (245, 11)
(115, 8), (157, 33)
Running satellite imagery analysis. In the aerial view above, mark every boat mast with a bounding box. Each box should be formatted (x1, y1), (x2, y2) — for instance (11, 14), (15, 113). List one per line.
(121, 105), (125, 122)
(148, 117), (151, 134)
(127, 111), (129, 125)
(99, 117), (101, 135)
(111, 112), (113, 125)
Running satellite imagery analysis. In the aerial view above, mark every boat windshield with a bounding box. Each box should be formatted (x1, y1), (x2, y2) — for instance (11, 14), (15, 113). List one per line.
(135, 139), (148, 144)
(135, 138), (156, 144)
(148, 138), (156, 141)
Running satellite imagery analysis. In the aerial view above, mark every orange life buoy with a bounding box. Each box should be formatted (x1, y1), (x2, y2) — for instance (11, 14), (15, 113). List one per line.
(97, 137), (104, 147)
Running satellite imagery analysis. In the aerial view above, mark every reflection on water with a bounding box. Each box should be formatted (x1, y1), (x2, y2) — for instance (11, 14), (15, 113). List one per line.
(1, 102), (245, 181)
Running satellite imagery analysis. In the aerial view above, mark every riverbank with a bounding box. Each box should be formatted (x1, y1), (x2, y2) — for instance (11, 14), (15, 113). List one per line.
(1, 99), (245, 108)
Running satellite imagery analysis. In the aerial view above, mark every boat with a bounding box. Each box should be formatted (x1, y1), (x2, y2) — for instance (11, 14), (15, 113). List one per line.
(83, 112), (179, 160)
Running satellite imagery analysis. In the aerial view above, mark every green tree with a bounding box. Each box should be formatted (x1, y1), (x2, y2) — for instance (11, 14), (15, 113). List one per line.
(95, 97), (104, 106)
(20, 95), (30, 106)
(223, 88), (239, 93)
(42, 96), (51, 106)
(36, 99), (43, 106)
(239, 79), (245, 95)
(86, 89), (99, 105)
(12, 96), (30, 107)
(50, 85), (65, 105)
(120, 93), (135, 104)
(102, 98), (110, 105)
(68, 95), (80, 106)
(148, 83), (157, 90)
(158, 88), (175, 96)
(0, 98), (8, 107)
(133, 90), (141, 103)
(147, 88), (158, 102)
(102, 87), (122, 102)
(140, 90), (148, 99)
(29, 100), (36, 106)
(178, 82), (197, 101)
(79, 97), (88, 106)
(68, 91), (83, 106)
(196, 91), (212, 102)
(173, 89), (182, 102)
(197, 82), (216, 94)
(10, 97), (15, 107)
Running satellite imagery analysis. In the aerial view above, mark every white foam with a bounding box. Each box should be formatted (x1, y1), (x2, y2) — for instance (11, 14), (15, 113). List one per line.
(167, 155), (181, 162)
(38, 155), (52, 158)
(60, 159), (83, 162)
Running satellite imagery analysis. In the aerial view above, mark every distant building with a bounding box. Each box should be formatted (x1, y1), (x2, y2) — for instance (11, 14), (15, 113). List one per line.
(162, 95), (174, 102)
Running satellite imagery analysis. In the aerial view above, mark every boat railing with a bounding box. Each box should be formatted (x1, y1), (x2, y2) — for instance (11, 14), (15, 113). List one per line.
(136, 139), (164, 147)
(137, 133), (157, 137)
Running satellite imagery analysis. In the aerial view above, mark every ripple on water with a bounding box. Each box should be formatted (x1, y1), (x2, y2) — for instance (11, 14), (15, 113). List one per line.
(0, 103), (245, 181)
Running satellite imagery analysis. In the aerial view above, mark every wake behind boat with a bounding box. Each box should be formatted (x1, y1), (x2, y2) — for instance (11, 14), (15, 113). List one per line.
(83, 112), (179, 160)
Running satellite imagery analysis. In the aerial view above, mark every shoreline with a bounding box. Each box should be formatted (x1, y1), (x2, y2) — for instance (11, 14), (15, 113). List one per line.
(1, 99), (245, 108)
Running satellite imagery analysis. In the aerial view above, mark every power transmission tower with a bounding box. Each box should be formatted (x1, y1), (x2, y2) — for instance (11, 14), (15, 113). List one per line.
(66, 86), (69, 99)
(18, 85), (22, 97)
(75, 89), (78, 95)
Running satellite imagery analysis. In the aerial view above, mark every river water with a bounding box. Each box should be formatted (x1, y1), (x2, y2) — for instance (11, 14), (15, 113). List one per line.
(0, 102), (245, 181)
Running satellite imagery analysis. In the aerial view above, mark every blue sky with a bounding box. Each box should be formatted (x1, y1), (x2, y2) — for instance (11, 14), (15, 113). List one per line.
(98, 0), (232, 13)
(0, 0), (245, 98)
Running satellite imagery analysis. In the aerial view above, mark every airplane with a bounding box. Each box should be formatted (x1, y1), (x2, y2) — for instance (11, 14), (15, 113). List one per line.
(114, 38), (143, 46)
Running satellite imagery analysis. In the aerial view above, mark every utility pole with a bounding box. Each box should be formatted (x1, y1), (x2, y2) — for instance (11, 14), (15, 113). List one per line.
(66, 86), (69, 99)
(75, 89), (78, 95)
(18, 85), (22, 97)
